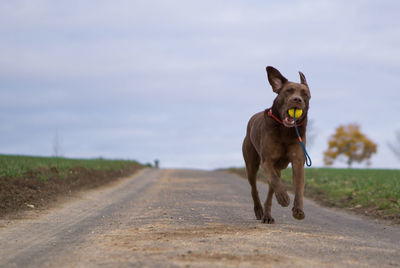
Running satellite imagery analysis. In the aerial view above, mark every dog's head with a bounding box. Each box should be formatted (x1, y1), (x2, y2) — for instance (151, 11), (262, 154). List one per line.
(266, 66), (311, 128)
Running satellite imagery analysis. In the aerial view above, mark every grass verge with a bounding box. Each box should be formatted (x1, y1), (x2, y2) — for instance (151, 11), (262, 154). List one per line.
(0, 154), (149, 217)
(223, 167), (400, 223)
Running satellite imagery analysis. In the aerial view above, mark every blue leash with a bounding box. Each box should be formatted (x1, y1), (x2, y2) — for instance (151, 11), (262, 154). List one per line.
(293, 108), (312, 167)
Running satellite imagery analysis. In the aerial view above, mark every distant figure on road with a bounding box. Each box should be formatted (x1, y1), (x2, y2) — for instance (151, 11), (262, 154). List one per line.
(154, 159), (159, 169)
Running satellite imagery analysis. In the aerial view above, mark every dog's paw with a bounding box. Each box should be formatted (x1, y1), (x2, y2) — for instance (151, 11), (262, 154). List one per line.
(262, 214), (275, 224)
(292, 207), (305, 220)
(275, 190), (290, 207)
(254, 205), (264, 220)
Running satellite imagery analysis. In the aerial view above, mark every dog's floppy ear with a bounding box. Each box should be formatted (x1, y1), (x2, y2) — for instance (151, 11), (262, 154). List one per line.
(266, 66), (288, 93)
(299, 71), (308, 86)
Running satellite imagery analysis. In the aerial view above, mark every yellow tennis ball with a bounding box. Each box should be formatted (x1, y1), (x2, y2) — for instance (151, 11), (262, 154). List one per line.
(288, 108), (303, 119)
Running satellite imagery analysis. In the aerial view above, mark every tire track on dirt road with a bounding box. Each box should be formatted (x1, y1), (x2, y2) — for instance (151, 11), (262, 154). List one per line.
(0, 169), (399, 267)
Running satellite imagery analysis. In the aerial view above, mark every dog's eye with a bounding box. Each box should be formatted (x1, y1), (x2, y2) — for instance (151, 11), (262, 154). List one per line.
(286, 88), (294, 94)
(301, 90), (309, 97)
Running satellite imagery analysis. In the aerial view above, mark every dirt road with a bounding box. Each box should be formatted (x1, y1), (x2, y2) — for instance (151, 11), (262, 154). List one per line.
(0, 169), (399, 267)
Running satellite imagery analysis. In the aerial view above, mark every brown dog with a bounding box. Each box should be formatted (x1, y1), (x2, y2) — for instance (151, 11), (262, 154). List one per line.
(242, 66), (311, 223)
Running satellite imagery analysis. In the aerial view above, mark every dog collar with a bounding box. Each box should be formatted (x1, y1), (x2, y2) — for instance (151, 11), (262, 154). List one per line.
(266, 109), (303, 127)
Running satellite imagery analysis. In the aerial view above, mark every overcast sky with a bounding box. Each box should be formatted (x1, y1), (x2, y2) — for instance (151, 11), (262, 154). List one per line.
(1, 0), (399, 169)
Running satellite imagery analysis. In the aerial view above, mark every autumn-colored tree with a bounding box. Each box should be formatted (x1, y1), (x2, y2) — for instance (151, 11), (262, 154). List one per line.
(324, 124), (377, 167)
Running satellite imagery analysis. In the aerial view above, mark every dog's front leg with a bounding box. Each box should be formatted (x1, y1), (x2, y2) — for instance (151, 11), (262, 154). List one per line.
(262, 162), (290, 207)
(291, 159), (306, 220)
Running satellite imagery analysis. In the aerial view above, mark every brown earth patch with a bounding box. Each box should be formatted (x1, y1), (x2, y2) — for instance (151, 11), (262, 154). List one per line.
(0, 164), (144, 218)
(90, 223), (293, 267)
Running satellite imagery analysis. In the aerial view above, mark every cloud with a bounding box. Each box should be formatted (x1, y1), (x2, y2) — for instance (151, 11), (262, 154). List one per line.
(1, 0), (399, 168)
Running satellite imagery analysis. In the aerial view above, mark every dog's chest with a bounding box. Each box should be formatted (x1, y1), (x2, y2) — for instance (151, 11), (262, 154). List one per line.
(261, 137), (293, 160)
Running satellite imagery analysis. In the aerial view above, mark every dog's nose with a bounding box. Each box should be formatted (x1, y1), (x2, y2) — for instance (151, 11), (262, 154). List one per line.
(292, 97), (303, 104)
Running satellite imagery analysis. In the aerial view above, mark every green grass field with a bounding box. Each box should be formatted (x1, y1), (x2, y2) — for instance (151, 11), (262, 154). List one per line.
(0, 154), (148, 216)
(224, 167), (400, 221)
(0, 154), (147, 180)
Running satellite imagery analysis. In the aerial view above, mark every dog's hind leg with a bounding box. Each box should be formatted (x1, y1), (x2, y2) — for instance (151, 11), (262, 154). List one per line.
(262, 186), (275, 224)
(242, 137), (263, 220)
